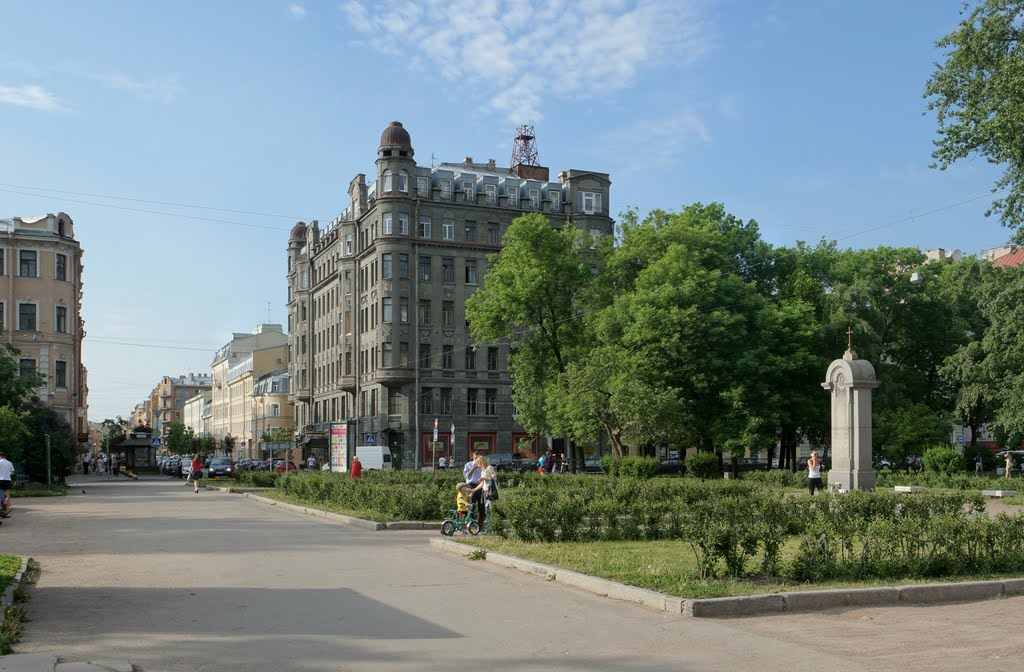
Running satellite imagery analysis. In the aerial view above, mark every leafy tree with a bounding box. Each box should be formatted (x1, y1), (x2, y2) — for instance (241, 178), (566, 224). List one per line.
(261, 427), (295, 442)
(101, 417), (130, 448)
(18, 401), (76, 483)
(165, 422), (195, 455)
(875, 402), (950, 468)
(978, 267), (1024, 447)
(0, 332), (44, 408)
(925, 0), (1024, 236)
(0, 406), (29, 464)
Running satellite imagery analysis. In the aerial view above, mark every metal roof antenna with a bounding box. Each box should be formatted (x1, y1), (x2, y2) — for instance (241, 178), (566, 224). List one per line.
(510, 124), (539, 176)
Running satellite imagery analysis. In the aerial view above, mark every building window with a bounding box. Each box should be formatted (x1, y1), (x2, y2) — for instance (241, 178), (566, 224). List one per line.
(582, 191), (602, 214)
(19, 358), (36, 378)
(19, 250), (37, 277)
(485, 184), (497, 204)
(399, 297), (409, 323)
(442, 258), (454, 283)
(529, 189), (540, 209)
(383, 212), (393, 235)
(419, 343), (431, 369)
(55, 360), (67, 388)
(400, 341), (409, 366)
(417, 176), (430, 197)
(464, 222), (476, 241)
(383, 297), (393, 322)
(399, 170), (409, 193)
(399, 253), (409, 279)
(465, 347), (476, 370)
(270, 403), (281, 416)
(18, 303), (36, 331)
(488, 346), (498, 370)
(398, 213), (410, 235)
(345, 352), (352, 375)
(382, 253), (393, 279)
(382, 342), (393, 366)
(346, 234), (353, 255)
(549, 189), (560, 211)
(418, 300), (431, 325)
(389, 388), (402, 414)
(465, 259), (477, 284)
(485, 388), (496, 415)
(440, 179), (453, 200)
(417, 256), (431, 282)
(467, 388), (478, 415)
(442, 301), (454, 326)
(422, 386), (433, 414)
(463, 181), (474, 201)
(0, 249), (4, 276)
(56, 253), (67, 281)
(442, 218), (454, 240)
(440, 387), (452, 414)
(505, 186), (519, 204)
(442, 344), (454, 369)
(489, 224), (500, 244)
(418, 216), (431, 238)
(55, 305), (67, 333)
(0, 301), (4, 331)
(383, 169), (393, 192)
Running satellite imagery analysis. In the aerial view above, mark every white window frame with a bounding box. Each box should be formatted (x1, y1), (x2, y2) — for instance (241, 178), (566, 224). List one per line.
(383, 212), (393, 235)
(463, 181), (474, 201)
(442, 218), (454, 241)
(418, 216), (431, 239)
(345, 234), (353, 255)
(529, 188), (540, 209)
(485, 184), (497, 204)
(582, 191), (602, 214)
(417, 176), (430, 197)
(399, 170), (409, 193)
(440, 179), (453, 200)
(505, 186), (519, 204)
(383, 169), (393, 192)
(549, 189), (560, 211)
(398, 213), (410, 235)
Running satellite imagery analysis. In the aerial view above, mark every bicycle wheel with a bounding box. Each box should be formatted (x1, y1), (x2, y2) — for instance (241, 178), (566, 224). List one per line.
(467, 520), (481, 536)
(441, 520), (456, 537)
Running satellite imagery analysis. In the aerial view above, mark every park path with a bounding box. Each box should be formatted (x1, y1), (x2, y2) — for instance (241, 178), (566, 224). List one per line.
(1, 475), (1023, 671)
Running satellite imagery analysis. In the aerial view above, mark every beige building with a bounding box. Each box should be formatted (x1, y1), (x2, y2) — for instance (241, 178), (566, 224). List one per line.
(130, 402), (148, 429)
(1, 212), (88, 438)
(209, 324), (288, 449)
(183, 390), (212, 437)
(252, 370), (293, 458)
(147, 373), (212, 440)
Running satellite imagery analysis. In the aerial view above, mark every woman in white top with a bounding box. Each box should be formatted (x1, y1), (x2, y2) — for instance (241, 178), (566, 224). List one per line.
(474, 456), (497, 531)
(807, 451), (823, 496)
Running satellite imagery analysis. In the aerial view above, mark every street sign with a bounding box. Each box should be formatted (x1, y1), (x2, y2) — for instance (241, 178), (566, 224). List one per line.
(151, 438), (162, 448)
(364, 433), (376, 445)
(433, 417), (438, 443)
(958, 435), (965, 445)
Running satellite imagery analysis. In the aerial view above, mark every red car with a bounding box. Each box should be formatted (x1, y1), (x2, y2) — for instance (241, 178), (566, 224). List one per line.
(272, 459), (299, 472)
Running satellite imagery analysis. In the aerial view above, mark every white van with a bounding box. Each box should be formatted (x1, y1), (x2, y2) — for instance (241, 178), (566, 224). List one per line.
(355, 445), (392, 471)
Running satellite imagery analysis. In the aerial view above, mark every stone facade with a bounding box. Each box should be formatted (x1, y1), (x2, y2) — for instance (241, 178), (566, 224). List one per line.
(209, 324), (287, 442)
(287, 121), (613, 469)
(148, 372), (212, 440)
(0, 212), (88, 438)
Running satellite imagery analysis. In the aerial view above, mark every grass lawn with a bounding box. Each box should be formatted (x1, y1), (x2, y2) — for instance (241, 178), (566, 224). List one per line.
(256, 490), (390, 522)
(460, 537), (1024, 599)
(0, 555), (21, 594)
(11, 485), (66, 497)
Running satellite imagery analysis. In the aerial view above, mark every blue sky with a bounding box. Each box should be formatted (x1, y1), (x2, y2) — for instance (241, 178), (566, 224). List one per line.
(0, 0), (1007, 420)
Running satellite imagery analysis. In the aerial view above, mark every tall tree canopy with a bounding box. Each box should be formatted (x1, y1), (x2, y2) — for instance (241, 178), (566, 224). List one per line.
(926, 0), (1024, 237)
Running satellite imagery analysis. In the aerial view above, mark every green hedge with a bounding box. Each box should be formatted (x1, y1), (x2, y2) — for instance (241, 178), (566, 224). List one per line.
(276, 470), (464, 520)
(599, 456), (660, 478)
(234, 471), (281, 488)
(685, 452), (720, 479)
(923, 445), (966, 475)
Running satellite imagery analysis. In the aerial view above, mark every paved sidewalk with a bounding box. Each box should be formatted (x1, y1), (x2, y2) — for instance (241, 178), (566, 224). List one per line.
(0, 654), (131, 671)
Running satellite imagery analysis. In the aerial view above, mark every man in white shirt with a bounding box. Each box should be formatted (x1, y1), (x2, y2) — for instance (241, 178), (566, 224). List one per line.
(0, 451), (15, 518)
(306, 454), (316, 470)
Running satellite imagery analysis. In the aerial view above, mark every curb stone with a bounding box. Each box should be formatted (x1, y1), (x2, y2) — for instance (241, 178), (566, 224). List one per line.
(237, 492), (442, 531)
(1, 556), (31, 611)
(427, 538), (1024, 618)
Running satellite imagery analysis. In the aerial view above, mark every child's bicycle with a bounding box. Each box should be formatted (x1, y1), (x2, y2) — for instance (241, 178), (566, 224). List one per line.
(441, 508), (480, 536)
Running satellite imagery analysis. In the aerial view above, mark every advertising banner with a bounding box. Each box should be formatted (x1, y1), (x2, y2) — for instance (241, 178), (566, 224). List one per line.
(330, 424), (348, 472)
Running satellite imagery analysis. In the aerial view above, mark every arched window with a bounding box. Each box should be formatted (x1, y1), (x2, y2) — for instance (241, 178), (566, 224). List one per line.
(399, 170), (409, 193)
(383, 170), (393, 192)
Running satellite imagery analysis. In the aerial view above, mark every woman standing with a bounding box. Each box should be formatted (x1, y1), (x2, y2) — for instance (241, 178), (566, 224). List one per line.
(807, 451), (823, 496)
(190, 454), (203, 493)
(477, 456), (497, 532)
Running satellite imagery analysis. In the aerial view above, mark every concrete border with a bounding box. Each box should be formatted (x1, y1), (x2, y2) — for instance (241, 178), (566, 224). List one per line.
(239, 492), (442, 531)
(428, 538), (1024, 618)
(1, 556), (32, 610)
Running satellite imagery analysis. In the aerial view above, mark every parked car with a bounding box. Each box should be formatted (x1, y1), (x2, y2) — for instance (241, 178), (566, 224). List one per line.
(658, 457), (684, 475)
(207, 458), (235, 478)
(272, 458), (299, 473)
(162, 457), (181, 476)
(489, 453), (521, 472)
(583, 457), (604, 474)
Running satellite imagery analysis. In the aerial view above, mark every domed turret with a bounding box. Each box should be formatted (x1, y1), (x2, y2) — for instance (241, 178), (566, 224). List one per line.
(290, 221), (307, 242)
(379, 121), (413, 156)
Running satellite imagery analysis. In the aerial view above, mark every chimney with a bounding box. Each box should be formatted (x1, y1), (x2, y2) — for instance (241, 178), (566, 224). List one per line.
(464, 156), (473, 167)
(486, 159), (496, 171)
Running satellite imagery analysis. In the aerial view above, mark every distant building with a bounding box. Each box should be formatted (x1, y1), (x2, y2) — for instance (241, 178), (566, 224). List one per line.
(286, 121), (613, 469)
(981, 244), (1016, 263)
(148, 373), (212, 440)
(923, 248), (963, 264)
(183, 390), (212, 438)
(992, 248), (1024, 268)
(0, 212), (88, 439)
(252, 370), (293, 453)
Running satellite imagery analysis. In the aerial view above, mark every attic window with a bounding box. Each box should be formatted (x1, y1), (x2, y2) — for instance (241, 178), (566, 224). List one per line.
(383, 150), (392, 157)
(399, 150), (408, 157)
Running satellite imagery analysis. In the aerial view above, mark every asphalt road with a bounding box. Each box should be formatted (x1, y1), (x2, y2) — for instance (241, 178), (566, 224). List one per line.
(3, 476), (1024, 671)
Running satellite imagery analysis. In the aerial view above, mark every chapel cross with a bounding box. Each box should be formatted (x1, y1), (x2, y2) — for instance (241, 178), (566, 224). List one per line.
(846, 326), (853, 351)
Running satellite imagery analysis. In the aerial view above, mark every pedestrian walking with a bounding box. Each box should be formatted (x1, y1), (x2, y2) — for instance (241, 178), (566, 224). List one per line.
(350, 454), (363, 479)
(975, 453), (984, 475)
(306, 454), (317, 471)
(807, 450), (823, 496)
(438, 455), (448, 470)
(190, 454), (203, 493)
(1006, 452), (1015, 480)
(82, 454), (91, 475)
(0, 451), (14, 518)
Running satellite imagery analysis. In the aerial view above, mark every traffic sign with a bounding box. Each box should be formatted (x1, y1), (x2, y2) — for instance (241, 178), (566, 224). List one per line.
(151, 438), (162, 447)
(433, 417), (439, 443)
(364, 433), (376, 445)
(958, 435), (965, 445)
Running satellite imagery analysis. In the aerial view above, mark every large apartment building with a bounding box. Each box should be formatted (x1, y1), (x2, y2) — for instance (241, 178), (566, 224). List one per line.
(148, 373), (212, 440)
(287, 121), (612, 469)
(0, 212), (88, 439)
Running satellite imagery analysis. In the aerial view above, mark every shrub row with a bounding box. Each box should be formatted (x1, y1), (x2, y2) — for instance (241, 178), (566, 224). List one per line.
(598, 456), (660, 478)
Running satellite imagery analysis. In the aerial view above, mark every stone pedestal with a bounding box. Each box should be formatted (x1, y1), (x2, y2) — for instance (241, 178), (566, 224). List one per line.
(821, 348), (879, 492)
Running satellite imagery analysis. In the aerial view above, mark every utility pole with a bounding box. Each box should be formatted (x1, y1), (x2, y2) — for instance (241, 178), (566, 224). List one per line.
(46, 434), (52, 490)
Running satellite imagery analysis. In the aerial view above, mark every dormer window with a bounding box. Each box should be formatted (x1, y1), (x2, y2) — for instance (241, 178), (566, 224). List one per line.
(440, 179), (453, 200)
(417, 177), (430, 197)
(485, 184), (496, 204)
(463, 181), (474, 201)
(549, 190), (560, 211)
(529, 189), (540, 209)
(505, 186), (519, 205)
(582, 191), (602, 214)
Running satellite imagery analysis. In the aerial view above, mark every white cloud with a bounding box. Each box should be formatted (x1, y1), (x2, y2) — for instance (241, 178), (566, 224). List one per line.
(340, 0), (711, 122)
(288, 3), (308, 19)
(81, 71), (184, 103)
(606, 107), (711, 170)
(0, 84), (63, 111)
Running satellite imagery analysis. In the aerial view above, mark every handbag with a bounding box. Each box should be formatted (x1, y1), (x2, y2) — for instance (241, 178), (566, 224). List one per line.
(486, 479), (499, 501)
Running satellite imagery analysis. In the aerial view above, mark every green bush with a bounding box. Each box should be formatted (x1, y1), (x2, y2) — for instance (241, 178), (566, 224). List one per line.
(685, 452), (720, 480)
(599, 456), (659, 478)
(742, 469), (806, 489)
(235, 470), (280, 488)
(923, 445), (966, 475)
